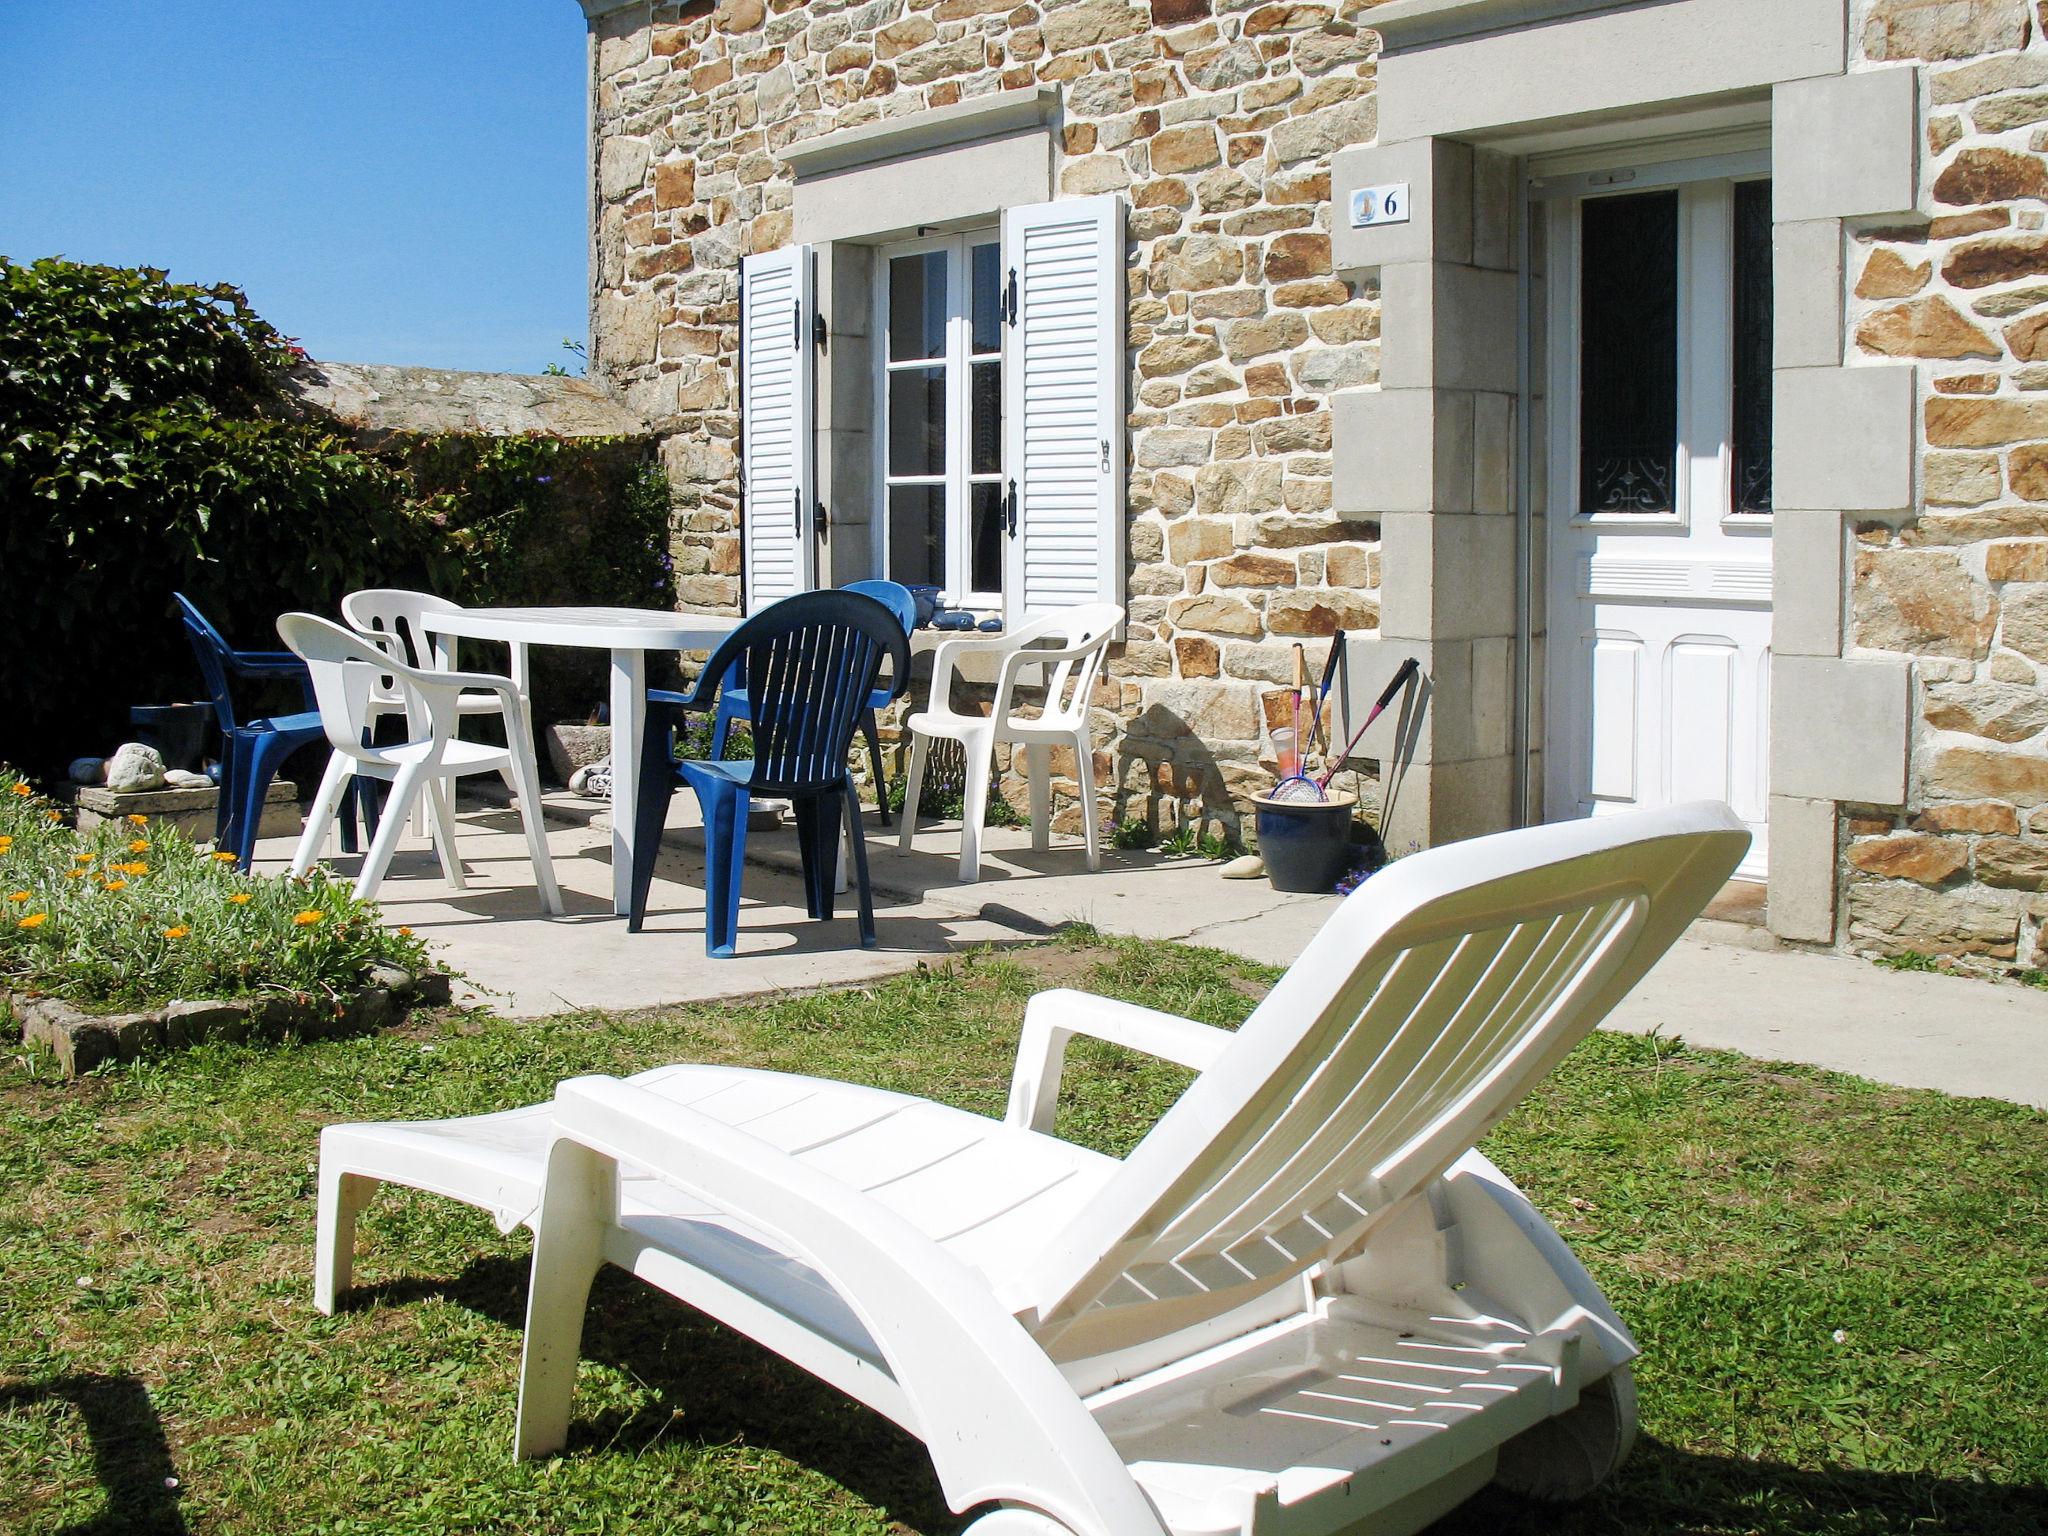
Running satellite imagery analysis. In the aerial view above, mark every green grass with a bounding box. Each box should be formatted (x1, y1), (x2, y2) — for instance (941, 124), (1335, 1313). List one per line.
(2, 934), (2044, 1534)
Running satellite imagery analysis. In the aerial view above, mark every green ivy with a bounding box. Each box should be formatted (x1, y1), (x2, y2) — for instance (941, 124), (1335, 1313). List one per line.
(0, 259), (673, 770)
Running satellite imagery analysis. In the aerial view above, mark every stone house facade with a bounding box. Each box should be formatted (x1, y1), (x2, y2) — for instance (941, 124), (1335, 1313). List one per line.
(574, 0), (2048, 969)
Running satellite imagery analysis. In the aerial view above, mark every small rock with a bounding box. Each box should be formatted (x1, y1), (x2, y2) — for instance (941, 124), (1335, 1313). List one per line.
(163, 998), (251, 1049)
(104, 743), (168, 794)
(163, 768), (212, 789)
(1220, 854), (1267, 879)
(412, 971), (454, 1007)
(366, 962), (415, 995)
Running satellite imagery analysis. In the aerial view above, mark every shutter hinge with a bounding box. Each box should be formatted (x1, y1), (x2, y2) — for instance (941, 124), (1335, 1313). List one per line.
(1003, 267), (1018, 327)
(813, 309), (829, 352)
(814, 498), (829, 538)
(1004, 478), (1018, 537)
(792, 301), (802, 351)
(792, 485), (803, 533)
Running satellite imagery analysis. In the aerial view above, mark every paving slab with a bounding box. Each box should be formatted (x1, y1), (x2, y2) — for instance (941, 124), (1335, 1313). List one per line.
(251, 792), (2048, 1109)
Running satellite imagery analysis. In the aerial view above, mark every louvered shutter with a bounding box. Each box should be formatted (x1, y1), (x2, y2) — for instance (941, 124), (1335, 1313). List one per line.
(1002, 193), (1126, 622)
(739, 244), (817, 612)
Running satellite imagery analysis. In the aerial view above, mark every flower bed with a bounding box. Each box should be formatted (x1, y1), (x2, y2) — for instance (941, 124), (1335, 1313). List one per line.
(0, 769), (439, 1073)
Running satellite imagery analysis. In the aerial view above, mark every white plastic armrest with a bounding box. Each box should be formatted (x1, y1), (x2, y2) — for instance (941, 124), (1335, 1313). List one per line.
(1006, 989), (1233, 1133)
(925, 631), (1020, 707)
(546, 1077), (1164, 1536)
(404, 668), (523, 735)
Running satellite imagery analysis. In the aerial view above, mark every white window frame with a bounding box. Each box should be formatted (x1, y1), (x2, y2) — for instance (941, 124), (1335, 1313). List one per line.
(1537, 147), (1771, 533)
(872, 227), (1005, 610)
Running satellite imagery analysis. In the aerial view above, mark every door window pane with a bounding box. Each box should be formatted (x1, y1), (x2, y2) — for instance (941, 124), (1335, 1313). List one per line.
(1731, 179), (1773, 515)
(888, 484), (945, 587)
(970, 241), (1002, 356)
(888, 367), (946, 476)
(969, 481), (1003, 596)
(970, 360), (1001, 476)
(1579, 190), (1678, 514)
(888, 252), (948, 362)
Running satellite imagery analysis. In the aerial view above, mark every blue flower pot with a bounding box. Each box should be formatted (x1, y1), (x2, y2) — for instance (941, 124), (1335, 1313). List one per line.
(1255, 792), (1358, 893)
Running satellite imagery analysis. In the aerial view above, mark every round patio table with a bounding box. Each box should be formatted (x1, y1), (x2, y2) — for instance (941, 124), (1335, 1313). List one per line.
(421, 606), (742, 915)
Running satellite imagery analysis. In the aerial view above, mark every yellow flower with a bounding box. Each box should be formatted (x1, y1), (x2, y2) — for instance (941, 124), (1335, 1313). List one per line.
(44, 810), (61, 822)
(227, 892), (253, 906)
(163, 925), (189, 939)
(212, 851), (239, 863)
(397, 926), (413, 937)
(5, 891), (27, 903)
(73, 853), (92, 864)
(18, 912), (46, 929)
(0, 836), (13, 851)
(102, 879), (127, 892)
(112, 861), (148, 877)
(8, 782), (30, 797)
(126, 813), (147, 826)
(65, 869), (85, 880)
(292, 909), (325, 927)
(128, 838), (149, 853)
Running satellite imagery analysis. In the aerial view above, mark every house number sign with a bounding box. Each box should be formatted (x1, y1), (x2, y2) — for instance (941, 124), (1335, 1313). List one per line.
(1349, 182), (1411, 228)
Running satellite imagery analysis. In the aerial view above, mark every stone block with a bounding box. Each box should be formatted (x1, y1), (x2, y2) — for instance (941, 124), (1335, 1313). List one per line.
(1376, 510), (1515, 645)
(1773, 220), (1843, 370)
(72, 779), (298, 843)
(1773, 68), (1920, 223)
(1771, 654), (1914, 805)
(1772, 366), (1915, 511)
(1848, 878), (2019, 958)
(1330, 137), (1471, 272)
(1378, 261), (1518, 395)
(1771, 510), (1846, 658)
(1767, 794), (1839, 943)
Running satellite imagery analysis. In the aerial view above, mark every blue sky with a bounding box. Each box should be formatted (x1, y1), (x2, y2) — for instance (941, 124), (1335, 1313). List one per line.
(0, 0), (590, 374)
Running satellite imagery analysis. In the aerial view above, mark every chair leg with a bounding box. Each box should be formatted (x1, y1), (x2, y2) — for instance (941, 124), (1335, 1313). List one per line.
(626, 706), (681, 932)
(844, 776), (876, 949)
(1027, 743), (1052, 853)
(213, 738), (239, 845)
(897, 731), (930, 855)
(792, 796), (832, 921)
(291, 755), (356, 878)
(424, 778), (467, 890)
(354, 763), (426, 902)
(709, 697), (738, 760)
(690, 777), (751, 958)
(1075, 730), (1102, 873)
(862, 710), (890, 827)
(313, 1165), (378, 1316)
(506, 736), (563, 917)
(514, 1140), (614, 1461)
(958, 729), (994, 884)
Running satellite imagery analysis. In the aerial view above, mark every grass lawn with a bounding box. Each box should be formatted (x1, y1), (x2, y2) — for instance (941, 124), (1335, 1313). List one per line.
(2, 934), (2045, 1535)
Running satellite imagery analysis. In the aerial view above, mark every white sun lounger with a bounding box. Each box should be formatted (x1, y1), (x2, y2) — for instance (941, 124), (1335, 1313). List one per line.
(316, 801), (1748, 1536)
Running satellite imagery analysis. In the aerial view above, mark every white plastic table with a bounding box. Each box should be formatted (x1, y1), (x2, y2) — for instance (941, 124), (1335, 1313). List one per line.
(421, 606), (742, 915)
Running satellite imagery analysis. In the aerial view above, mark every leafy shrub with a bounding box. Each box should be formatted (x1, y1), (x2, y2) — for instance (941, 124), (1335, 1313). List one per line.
(0, 769), (428, 1008)
(0, 258), (671, 771)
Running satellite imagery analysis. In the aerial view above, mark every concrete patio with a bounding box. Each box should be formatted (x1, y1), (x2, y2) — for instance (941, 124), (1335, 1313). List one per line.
(251, 788), (2048, 1110)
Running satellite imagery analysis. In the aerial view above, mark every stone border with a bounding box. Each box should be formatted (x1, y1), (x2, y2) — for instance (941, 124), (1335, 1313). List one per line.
(0, 966), (454, 1077)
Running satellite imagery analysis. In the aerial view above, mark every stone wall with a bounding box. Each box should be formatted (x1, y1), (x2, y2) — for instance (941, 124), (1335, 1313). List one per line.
(1842, 3), (2048, 964)
(586, 0), (1387, 840)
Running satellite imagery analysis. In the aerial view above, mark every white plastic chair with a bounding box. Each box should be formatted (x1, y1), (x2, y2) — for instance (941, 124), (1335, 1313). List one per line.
(278, 612), (562, 914)
(898, 603), (1122, 882)
(343, 589), (523, 839)
(312, 802), (1748, 1536)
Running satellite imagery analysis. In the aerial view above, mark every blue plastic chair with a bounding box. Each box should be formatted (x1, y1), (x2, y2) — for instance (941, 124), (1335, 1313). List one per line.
(705, 580), (918, 823)
(174, 593), (359, 869)
(628, 590), (912, 956)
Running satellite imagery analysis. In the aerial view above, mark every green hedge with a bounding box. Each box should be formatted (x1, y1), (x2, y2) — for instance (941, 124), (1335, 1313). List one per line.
(0, 258), (673, 773)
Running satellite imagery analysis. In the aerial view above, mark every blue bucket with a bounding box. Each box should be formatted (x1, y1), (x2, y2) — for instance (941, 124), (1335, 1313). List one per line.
(1255, 792), (1358, 893)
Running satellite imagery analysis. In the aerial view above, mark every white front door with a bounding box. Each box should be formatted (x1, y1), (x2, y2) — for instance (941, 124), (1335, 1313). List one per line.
(1542, 156), (1773, 878)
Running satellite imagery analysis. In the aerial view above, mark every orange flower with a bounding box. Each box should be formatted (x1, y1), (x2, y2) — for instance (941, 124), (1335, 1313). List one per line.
(18, 913), (46, 929)
(0, 836), (13, 851)
(126, 813), (147, 825)
(8, 782), (30, 797)
(128, 838), (149, 853)
(212, 851), (239, 863)
(397, 926), (414, 937)
(292, 909), (325, 927)
(227, 892), (253, 906)
(5, 891), (27, 903)
(163, 925), (189, 939)
(112, 861), (148, 877)
(44, 810), (60, 822)
(102, 879), (127, 892)
(73, 853), (92, 864)
(65, 869), (85, 880)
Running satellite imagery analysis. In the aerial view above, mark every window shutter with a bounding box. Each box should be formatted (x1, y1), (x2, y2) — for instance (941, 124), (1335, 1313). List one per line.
(739, 244), (817, 613)
(1002, 193), (1126, 623)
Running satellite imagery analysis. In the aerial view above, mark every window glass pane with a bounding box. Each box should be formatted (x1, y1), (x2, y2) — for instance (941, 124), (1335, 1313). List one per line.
(1731, 179), (1773, 515)
(888, 251), (948, 362)
(970, 241), (1002, 356)
(969, 481), (1003, 595)
(888, 366), (946, 476)
(970, 360), (1000, 476)
(1579, 190), (1678, 514)
(888, 484), (945, 587)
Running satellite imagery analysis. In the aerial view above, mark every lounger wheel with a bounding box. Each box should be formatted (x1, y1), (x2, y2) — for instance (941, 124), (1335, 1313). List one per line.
(1491, 1363), (1637, 1503)
(962, 1508), (1078, 1536)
